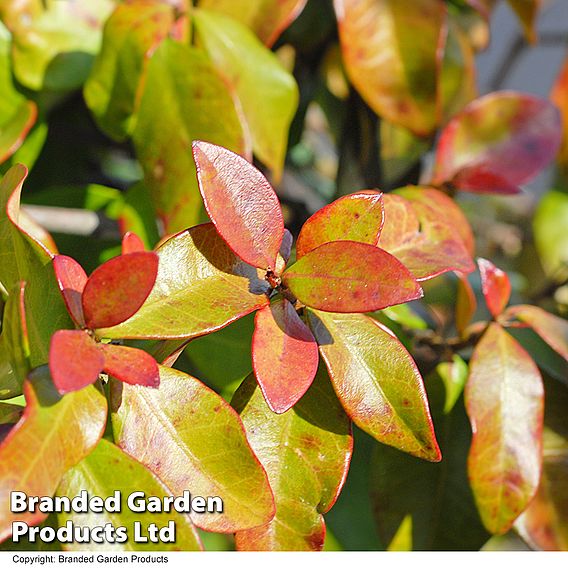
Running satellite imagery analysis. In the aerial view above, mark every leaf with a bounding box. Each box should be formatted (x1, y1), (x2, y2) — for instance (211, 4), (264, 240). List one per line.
(252, 298), (318, 414)
(296, 191), (384, 259)
(193, 10), (299, 179)
(0, 0), (115, 91)
(308, 310), (440, 461)
(478, 258), (511, 318)
(0, 21), (36, 164)
(334, 0), (446, 136)
(99, 343), (159, 388)
(49, 330), (104, 395)
(57, 439), (202, 551)
(232, 369), (352, 551)
(121, 231), (145, 255)
(283, 241), (422, 313)
(433, 92), (562, 193)
(53, 255), (87, 328)
(456, 273), (477, 337)
(465, 323), (544, 534)
(506, 0), (541, 44)
(84, 1), (175, 141)
(437, 355), (468, 414)
(378, 193), (474, 281)
(198, 0), (307, 46)
(110, 365), (275, 532)
(504, 304), (568, 362)
(533, 190), (568, 278)
(370, 372), (490, 550)
(193, 141), (284, 270)
(0, 366), (107, 541)
(99, 224), (270, 340)
(551, 56), (568, 181)
(0, 282), (29, 399)
(133, 39), (248, 233)
(395, 186), (475, 257)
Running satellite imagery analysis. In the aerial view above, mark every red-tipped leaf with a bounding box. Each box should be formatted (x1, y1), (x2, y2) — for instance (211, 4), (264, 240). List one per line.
(82, 251), (158, 330)
(282, 241), (423, 313)
(193, 141), (285, 270)
(465, 323), (544, 534)
(252, 298), (319, 414)
(433, 92), (562, 193)
(99, 343), (160, 388)
(122, 231), (146, 254)
(296, 191), (384, 259)
(478, 258), (511, 318)
(49, 330), (104, 394)
(53, 255), (88, 328)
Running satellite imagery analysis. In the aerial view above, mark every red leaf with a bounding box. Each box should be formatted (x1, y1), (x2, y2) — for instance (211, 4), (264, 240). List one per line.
(99, 343), (160, 388)
(433, 92), (562, 193)
(504, 304), (568, 361)
(252, 299), (319, 414)
(121, 231), (146, 254)
(53, 255), (88, 328)
(465, 323), (544, 534)
(296, 191), (384, 259)
(82, 252), (159, 330)
(478, 258), (511, 318)
(456, 273), (477, 337)
(282, 241), (423, 313)
(49, 330), (104, 394)
(193, 141), (284, 270)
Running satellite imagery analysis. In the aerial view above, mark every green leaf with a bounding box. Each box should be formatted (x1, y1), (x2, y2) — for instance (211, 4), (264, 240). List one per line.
(0, 0), (115, 91)
(296, 191), (384, 259)
(110, 365), (275, 532)
(56, 439), (202, 551)
(198, 0), (307, 46)
(194, 10), (299, 179)
(0, 282), (30, 399)
(370, 373), (490, 550)
(334, 0), (446, 136)
(100, 224), (270, 340)
(283, 241), (423, 313)
(379, 193), (474, 281)
(133, 39), (248, 233)
(84, 1), (175, 141)
(232, 369), (352, 551)
(0, 366), (107, 541)
(465, 323), (544, 534)
(533, 190), (568, 279)
(436, 354), (468, 414)
(192, 141), (285, 271)
(308, 310), (441, 461)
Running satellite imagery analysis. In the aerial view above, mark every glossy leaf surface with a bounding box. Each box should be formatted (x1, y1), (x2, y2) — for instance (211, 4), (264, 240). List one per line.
(53, 255), (87, 328)
(198, 0), (307, 46)
(334, 0), (445, 136)
(100, 224), (270, 340)
(57, 439), (202, 551)
(0, 367), (106, 540)
(478, 258), (511, 318)
(193, 141), (284, 270)
(379, 194), (474, 280)
(465, 323), (544, 534)
(84, 1), (174, 141)
(194, 10), (299, 179)
(49, 330), (104, 395)
(232, 370), (352, 550)
(371, 373), (490, 550)
(133, 40), (247, 233)
(252, 298), (318, 414)
(111, 365), (275, 532)
(99, 343), (159, 389)
(308, 310), (440, 461)
(283, 241), (422, 313)
(83, 252), (158, 330)
(296, 191), (384, 259)
(504, 304), (568, 362)
(433, 92), (562, 193)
